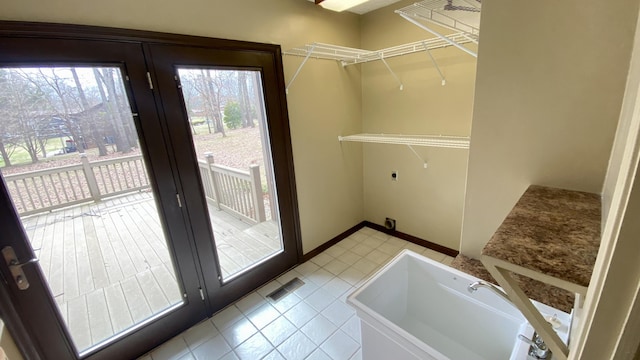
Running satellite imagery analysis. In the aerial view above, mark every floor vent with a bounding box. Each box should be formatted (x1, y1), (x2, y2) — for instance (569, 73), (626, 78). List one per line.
(267, 278), (304, 302)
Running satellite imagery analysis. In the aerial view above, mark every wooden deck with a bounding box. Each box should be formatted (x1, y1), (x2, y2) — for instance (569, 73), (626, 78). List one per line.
(19, 191), (280, 352)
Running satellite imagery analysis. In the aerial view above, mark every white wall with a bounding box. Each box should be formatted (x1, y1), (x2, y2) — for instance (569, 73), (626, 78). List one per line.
(460, 0), (638, 257)
(0, 0), (365, 254)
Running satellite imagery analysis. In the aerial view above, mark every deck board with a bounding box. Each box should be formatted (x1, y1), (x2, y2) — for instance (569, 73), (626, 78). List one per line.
(18, 191), (279, 352)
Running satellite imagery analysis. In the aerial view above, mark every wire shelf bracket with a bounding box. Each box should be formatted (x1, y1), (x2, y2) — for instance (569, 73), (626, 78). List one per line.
(283, 33), (473, 91)
(338, 133), (470, 168)
(395, 0), (481, 58)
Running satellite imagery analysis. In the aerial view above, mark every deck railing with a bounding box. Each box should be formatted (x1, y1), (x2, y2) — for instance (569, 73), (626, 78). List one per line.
(4, 152), (266, 224)
(3, 154), (150, 216)
(198, 153), (266, 225)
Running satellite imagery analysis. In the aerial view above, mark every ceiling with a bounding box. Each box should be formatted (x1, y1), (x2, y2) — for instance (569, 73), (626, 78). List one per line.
(348, 0), (404, 15)
(309, 0), (405, 15)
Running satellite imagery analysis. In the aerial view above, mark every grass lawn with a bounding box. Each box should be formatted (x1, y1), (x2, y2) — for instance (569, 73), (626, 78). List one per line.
(0, 137), (73, 168)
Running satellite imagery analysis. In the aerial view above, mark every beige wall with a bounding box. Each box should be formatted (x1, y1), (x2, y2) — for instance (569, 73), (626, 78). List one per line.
(572, 9), (640, 358)
(359, 0), (477, 250)
(0, 0), (365, 254)
(460, 0), (638, 257)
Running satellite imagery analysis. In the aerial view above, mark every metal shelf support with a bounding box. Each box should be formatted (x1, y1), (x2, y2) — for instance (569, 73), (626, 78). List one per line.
(380, 56), (404, 91)
(422, 41), (446, 86)
(286, 44), (316, 94)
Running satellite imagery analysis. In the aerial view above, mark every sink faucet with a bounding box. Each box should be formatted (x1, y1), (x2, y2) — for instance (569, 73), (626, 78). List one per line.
(518, 333), (550, 359)
(467, 280), (551, 359)
(467, 280), (511, 303)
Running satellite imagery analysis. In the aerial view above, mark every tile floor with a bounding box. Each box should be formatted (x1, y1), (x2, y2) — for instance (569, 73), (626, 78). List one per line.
(140, 227), (455, 360)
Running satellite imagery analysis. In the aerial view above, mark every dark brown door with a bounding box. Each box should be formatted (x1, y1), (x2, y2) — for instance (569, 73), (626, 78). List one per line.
(146, 43), (300, 311)
(0, 38), (207, 359)
(0, 23), (301, 360)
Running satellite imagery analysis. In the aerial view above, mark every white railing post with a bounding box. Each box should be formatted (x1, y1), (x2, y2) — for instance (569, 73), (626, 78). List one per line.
(249, 164), (266, 222)
(80, 154), (101, 202)
(205, 153), (222, 210)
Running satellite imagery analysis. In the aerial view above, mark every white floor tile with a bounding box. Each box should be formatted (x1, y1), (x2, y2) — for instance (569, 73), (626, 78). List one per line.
(338, 268), (366, 286)
(324, 244), (346, 258)
(350, 243), (373, 257)
(221, 317), (258, 348)
(351, 258), (377, 275)
(300, 314), (337, 346)
(323, 258), (350, 275)
(310, 252), (334, 267)
(366, 249), (391, 265)
(271, 292), (301, 314)
(352, 231), (372, 240)
(292, 279), (319, 300)
(340, 316), (361, 343)
(262, 350), (286, 360)
(283, 301), (317, 328)
(322, 277), (351, 299)
(233, 333), (273, 360)
(305, 288), (336, 312)
(320, 330), (360, 360)
(150, 336), (190, 360)
(261, 316), (297, 347)
(337, 237), (359, 250)
(212, 305), (244, 331)
(370, 231), (389, 241)
(306, 268), (334, 287)
(258, 280), (285, 298)
(377, 241), (402, 256)
(182, 319), (219, 350)
(236, 292), (266, 315)
(349, 349), (362, 360)
(277, 269), (302, 285)
(295, 261), (320, 277)
(247, 303), (280, 330)
(306, 348), (332, 360)
(191, 334), (231, 360)
(363, 236), (385, 248)
(147, 227), (456, 360)
(322, 300), (355, 327)
(336, 250), (361, 265)
(276, 331), (316, 360)
(441, 255), (455, 266)
(219, 352), (240, 360)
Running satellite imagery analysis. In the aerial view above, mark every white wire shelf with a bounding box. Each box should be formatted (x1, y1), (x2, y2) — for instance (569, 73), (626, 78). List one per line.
(284, 33), (473, 66)
(338, 133), (470, 149)
(395, 0), (481, 40)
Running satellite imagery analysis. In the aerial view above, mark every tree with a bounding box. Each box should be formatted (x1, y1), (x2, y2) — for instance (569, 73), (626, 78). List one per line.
(223, 101), (242, 129)
(70, 68), (108, 156)
(0, 70), (50, 164)
(93, 68), (134, 153)
(238, 71), (254, 128)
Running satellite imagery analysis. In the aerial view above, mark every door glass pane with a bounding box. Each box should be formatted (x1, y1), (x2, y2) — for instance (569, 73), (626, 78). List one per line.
(0, 67), (183, 353)
(176, 68), (282, 281)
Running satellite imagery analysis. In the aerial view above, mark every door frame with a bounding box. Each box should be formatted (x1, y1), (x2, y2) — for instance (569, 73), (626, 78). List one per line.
(0, 21), (302, 360)
(145, 43), (302, 311)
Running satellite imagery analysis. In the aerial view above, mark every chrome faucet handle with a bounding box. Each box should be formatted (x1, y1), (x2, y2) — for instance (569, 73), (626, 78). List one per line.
(518, 333), (550, 359)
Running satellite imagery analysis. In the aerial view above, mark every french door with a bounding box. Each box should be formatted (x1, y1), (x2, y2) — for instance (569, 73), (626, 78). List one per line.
(0, 23), (300, 360)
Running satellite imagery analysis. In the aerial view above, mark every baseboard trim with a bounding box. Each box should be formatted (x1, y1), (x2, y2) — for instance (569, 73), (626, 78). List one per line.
(301, 221), (366, 262)
(301, 221), (458, 263)
(363, 221), (459, 257)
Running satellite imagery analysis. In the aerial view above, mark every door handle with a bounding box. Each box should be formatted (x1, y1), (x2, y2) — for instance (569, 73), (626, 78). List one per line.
(2, 246), (39, 290)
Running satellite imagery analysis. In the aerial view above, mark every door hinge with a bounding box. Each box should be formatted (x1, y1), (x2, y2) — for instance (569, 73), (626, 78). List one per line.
(199, 288), (205, 301)
(146, 72), (154, 90)
(125, 75), (130, 82)
(174, 75), (182, 89)
(176, 193), (182, 208)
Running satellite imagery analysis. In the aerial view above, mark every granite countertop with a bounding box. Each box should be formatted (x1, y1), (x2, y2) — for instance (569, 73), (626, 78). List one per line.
(482, 185), (601, 288)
